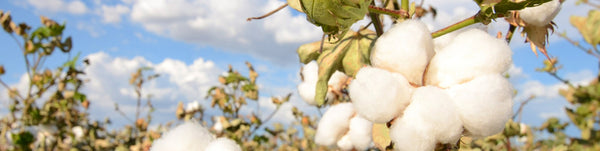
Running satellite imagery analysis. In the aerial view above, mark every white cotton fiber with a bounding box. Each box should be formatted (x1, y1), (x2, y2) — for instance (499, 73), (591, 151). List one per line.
(337, 134), (354, 151)
(371, 20), (435, 85)
(315, 103), (356, 146)
(348, 67), (412, 123)
(390, 86), (463, 151)
(348, 115), (373, 150)
(519, 0), (561, 26)
(298, 61), (345, 105)
(426, 28), (512, 88)
(298, 61), (319, 105)
(433, 24), (488, 52)
(205, 137), (242, 151)
(447, 74), (514, 138)
(150, 122), (215, 151)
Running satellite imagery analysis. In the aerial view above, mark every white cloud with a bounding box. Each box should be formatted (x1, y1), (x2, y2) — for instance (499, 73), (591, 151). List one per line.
(129, 0), (321, 64)
(77, 21), (105, 37)
(26, 0), (88, 15)
(82, 52), (222, 125)
(99, 4), (130, 24)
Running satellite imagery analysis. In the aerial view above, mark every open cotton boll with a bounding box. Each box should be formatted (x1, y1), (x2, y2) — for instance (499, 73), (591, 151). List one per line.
(426, 28), (512, 88)
(298, 61), (341, 105)
(337, 134), (354, 151)
(348, 67), (412, 123)
(519, 0), (561, 26)
(205, 137), (242, 151)
(371, 20), (434, 85)
(348, 115), (373, 150)
(390, 86), (463, 151)
(447, 74), (514, 138)
(315, 103), (355, 146)
(150, 122), (215, 151)
(328, 71), (349, 92)
(434, 24), (488, 52)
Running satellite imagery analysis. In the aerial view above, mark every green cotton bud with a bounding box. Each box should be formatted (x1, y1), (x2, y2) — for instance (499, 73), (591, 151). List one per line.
(300, 0), (372, 39)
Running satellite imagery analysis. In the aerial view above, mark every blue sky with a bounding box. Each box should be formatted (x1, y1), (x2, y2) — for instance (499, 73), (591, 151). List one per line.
(0, 0), (597, 137)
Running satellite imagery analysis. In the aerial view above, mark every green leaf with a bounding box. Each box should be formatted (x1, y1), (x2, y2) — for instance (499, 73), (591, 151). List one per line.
(12, 131), (34, 148)
(314, 32), (355, 105)
(74, 92), (87, 102)
(300, 0), (372, 38)
(62, 52), (81, 69)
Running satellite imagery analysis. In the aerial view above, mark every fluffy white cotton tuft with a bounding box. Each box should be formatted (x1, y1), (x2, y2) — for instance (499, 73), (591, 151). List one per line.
(337, 134), (354, 151)
(426, 28), (512, 88)
(298, 61), (319, 105)
(447, 74), (514, 138)
(390, 86), (463, 151)
(371, 20), (434, 85)
(349, 67), (412, 123)
(433, 24), (488, 52)
(298, 61), (346, 105)
(519, 0), (561, 26)
(205, 137), (242, 151)
(348, 115), (373, 150)
(315, 103), (356, 146)
(150, 122), (215, 151)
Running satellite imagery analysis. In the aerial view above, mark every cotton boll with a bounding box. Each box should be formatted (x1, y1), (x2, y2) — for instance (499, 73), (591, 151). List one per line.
(349, 67), (412, 123)
(151, 122), (215, 151)
(447, 74), (514, 138)
(205, 137), (242, 151)
(371, 20), (434, 85)
(433, 24), (488, 52)
(390, 86), (463, 151)
(348, 115), (373, 150)
(519, 0), (561, 26)
(426, 28), (512, 88)
(328, 71), (349, 92)
(337, 134), (354, 151)
(298, 61), (341, 105)
(315, 103), (355, 146)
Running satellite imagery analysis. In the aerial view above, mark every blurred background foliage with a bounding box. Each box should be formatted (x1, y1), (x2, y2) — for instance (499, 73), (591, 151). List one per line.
(0, 0), (600, 150)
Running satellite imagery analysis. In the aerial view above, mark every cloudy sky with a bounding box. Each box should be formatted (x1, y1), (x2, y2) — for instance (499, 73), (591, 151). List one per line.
(0, 0), (597, 135)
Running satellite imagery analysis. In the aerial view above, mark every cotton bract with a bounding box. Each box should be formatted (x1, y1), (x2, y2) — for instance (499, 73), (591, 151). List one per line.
(371, 20), (434, 85)
(519, 0), (561, 26)
(426, 28), (512, 88)
(349, 67), (412, 123)
(150, 122), (215, 151)
(447, 74), (514, 138)
(390, 86), (462, 151)
(315, 103), (355, 146)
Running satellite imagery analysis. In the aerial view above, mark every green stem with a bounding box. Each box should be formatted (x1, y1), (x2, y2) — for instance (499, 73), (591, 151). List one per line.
(431, 14), (480, 38)
(367, 5), (408, 19)
(401, 0), (409, 13)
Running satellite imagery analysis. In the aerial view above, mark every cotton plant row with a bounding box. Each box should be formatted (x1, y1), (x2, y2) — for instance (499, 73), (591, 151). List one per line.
(297, 1), (562, 148)
(150, 122), (242, 151)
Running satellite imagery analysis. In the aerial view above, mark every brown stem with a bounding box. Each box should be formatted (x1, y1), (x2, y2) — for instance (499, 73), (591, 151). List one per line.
(247, 3), (288, 21)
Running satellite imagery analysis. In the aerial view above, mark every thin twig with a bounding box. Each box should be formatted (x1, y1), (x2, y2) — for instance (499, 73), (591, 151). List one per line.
(369, 0), (384, 36)
(505, 25), (517, 43)
(432, 14), (479, 38)
(249, 105), (281, 136)
(247, 3), (288, 21)
(512, 95), (535, 122)
(368, 5), (409, 19)
(559, 33), (600, 60)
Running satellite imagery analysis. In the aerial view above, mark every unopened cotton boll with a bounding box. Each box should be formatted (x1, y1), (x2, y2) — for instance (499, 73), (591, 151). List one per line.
(150, 122), (215, 151)
(315, 103), (355, 146)
(205, 137), (242, 151)
(519, 0), (561, 26)
(348, 115), (373, 150)
(371, 20), (434, 85)
(349, 67), (412, 123)
(426, 28), (512, 88)
(390, 86), (463, 151)
(447, 74), (514, 138)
